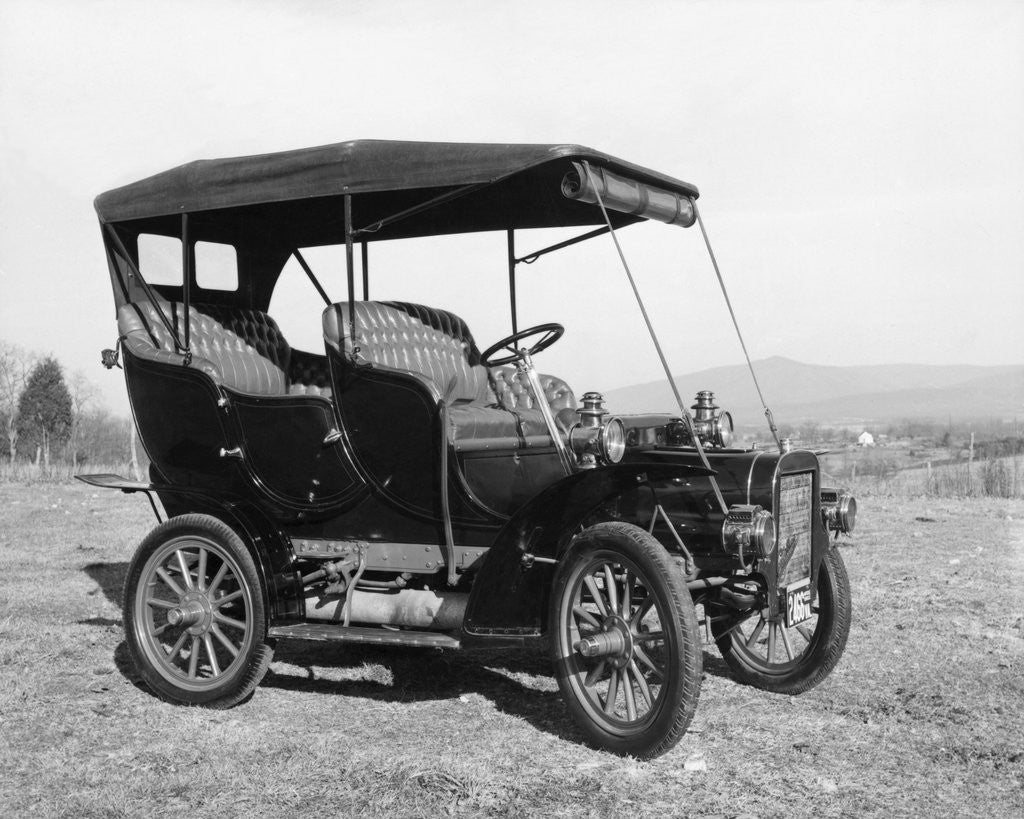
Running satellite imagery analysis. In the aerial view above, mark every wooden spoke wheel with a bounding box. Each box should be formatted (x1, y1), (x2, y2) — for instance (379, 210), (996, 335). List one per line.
(550, 522), (702, 758)
(711, 547), (851, 694)
(123, 514), (274, 707)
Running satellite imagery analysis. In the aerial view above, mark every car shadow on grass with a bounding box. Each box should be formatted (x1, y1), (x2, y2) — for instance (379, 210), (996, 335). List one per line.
(700, 650), (735, 681)
(264, 640), (586, 745)
(79, 560), (732, 745)
(265, 641), (735, 744)
(82, 560), (129, 609)
(77, 560), (584, 742)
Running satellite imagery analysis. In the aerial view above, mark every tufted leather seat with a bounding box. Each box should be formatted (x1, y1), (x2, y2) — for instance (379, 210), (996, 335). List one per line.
(323, 301), (576, 448)
(324, 301), (491, 402)
(118, 298), (332, 398)
(491, 366), (576, 414)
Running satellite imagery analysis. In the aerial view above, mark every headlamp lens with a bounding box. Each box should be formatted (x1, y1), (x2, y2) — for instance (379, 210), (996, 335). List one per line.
(715, 411), (734, 448)
(601, 418), (626, 463)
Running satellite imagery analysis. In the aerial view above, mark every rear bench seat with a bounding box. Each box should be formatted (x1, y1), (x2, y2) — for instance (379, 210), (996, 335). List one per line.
(118, 298), (332, 398)
(323, 301), (576, 449)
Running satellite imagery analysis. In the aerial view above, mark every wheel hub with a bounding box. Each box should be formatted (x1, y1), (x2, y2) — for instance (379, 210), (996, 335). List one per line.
(574, 615), (634, 667)
(167, 592), (212, 635)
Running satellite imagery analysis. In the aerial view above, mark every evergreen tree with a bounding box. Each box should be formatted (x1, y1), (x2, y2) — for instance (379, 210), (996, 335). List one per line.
(17, 356), (72, 468)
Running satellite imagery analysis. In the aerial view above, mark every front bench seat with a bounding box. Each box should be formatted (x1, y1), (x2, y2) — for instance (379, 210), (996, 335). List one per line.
(322, 301), (575, 448)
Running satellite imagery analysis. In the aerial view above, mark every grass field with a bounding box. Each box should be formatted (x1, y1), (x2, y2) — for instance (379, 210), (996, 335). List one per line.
(1, 482), (1022, 817)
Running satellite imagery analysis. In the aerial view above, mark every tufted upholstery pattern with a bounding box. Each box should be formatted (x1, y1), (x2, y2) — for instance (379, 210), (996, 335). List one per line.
(287, 348), (333, 397)
(324, 301), (491, 403)
(118, 298), (333, 397)
(491, 366), (575, 414)
(324, 301), (579, 446)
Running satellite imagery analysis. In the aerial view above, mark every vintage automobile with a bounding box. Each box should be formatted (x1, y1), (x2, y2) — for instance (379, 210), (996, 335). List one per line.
(83, 140), (855, 759)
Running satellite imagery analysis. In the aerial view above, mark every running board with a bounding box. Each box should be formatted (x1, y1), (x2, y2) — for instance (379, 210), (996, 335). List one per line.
(268, 623), (461, 649)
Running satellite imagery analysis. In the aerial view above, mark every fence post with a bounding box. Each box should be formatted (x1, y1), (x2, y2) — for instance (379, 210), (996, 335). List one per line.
(968, 432), (975, 496)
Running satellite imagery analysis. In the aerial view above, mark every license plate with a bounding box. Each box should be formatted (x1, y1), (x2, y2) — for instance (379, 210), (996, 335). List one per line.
(784, 578), (812, 627)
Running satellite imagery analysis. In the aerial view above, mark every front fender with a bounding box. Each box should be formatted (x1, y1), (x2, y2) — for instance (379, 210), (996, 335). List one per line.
(463, 462), (713, 637)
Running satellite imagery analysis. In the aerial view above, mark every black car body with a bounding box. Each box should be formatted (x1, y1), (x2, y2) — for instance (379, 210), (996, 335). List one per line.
(84, 140), (855, 758)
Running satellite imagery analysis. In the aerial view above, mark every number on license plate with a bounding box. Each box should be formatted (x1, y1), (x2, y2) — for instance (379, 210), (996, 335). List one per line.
(784, 578), (812, 627)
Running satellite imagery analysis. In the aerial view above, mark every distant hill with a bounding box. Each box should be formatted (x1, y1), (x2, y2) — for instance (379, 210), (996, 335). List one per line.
(602, 358), (1024, 427)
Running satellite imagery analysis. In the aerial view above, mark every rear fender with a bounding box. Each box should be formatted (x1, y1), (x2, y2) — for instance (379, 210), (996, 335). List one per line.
(77, 474), (303, 624)
(463, 463), (713, 637)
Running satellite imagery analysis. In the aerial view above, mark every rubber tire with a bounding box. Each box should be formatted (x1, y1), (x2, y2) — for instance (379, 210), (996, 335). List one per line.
(549, 522), (703, 759)
(123, 514), (274, 708)
(713, 547), (851, 694)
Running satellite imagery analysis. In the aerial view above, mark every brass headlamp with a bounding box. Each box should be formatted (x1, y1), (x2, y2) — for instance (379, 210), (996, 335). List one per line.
(820, 489), (857, 535)
(667, 390), (734, 448)
(568, 392), (626, 468)
(691, 390), (733, 448)
(721, 504), (776, 565)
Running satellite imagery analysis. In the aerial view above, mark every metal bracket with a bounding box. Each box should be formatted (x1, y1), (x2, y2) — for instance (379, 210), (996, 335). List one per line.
(648, 503), (696, 576)
(521, 552), (558, 569)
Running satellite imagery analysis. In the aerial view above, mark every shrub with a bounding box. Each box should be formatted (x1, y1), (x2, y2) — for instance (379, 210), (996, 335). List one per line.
(980, 457), (1014, 498)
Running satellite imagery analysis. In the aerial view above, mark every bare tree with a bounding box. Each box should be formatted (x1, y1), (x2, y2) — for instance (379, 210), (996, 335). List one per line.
(68, 370), (98, 469)
(76, 407), (134, 466)
(0, 341), (37, 464)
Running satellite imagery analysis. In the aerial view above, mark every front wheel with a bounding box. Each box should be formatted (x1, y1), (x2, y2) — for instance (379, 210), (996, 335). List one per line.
(123, 514), (274, 707)
(550, 522), (702, 758)
(711, 547), (852, 694)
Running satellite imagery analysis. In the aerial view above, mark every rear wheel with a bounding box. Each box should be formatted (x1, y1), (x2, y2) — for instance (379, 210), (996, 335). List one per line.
(711, 547), (851, 694)
(123, 514), (274, 707)
(550, 522), (702, 758)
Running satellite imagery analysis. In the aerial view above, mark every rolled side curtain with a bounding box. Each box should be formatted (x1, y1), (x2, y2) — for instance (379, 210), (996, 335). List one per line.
(561, 162), (695, 228)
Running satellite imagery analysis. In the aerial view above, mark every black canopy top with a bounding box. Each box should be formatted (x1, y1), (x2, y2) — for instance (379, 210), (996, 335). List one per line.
(95, 140), (699, 242)
(96, 140), (702, 313)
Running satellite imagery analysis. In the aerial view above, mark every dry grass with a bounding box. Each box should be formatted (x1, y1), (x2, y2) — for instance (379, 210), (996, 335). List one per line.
(1, 482), (1022, 817)
(821, 448), (1024, 500)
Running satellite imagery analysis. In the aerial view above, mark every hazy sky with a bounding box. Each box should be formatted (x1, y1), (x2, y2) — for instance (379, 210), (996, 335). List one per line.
(1, 0), (1022, 416)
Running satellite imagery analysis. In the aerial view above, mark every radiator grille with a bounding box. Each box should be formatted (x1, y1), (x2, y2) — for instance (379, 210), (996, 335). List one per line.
(777, 471), (813, 586)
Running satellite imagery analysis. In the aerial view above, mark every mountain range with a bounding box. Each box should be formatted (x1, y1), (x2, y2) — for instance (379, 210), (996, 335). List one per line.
(602, 358), (1024, 428)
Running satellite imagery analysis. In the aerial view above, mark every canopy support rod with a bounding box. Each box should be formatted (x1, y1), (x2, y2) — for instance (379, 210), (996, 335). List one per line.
(181, 213), (191, 360)
(350, 182), (488, 239)
(515, 225), (613, 265)
(582, 161), (729, 515)
(103, 224), (185, 352)
(293, 249), (331, 306)
(507, 229), (518, 335)
(361, 241), (370, 300)
(344, 195), (356, 351)
(692, 201), (782, 452)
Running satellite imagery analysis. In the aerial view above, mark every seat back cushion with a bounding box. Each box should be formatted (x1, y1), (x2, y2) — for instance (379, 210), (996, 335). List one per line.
(287, 348), (333, 398)
(118, 299), (291, 395)
(323, 301), (491, 403)
(491, 366), (575, 414)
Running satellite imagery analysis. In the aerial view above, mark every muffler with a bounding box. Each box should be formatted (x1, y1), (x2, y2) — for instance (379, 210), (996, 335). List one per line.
(305, 587), (468, 630)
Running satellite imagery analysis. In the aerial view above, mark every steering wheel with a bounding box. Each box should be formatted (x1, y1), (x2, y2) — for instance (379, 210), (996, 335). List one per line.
(481, 323), (565, 367)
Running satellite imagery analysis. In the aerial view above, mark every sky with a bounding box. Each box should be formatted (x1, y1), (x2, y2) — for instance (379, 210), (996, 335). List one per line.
(1, 0), (1022, 416)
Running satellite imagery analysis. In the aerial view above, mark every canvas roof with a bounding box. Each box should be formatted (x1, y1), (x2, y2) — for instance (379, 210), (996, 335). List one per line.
(94, 140), (700, 241)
